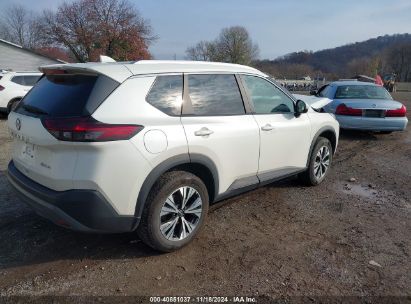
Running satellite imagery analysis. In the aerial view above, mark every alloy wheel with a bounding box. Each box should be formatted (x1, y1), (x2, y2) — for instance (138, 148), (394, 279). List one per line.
(314, 145), (330, 180)
(159, 186), (202, 241)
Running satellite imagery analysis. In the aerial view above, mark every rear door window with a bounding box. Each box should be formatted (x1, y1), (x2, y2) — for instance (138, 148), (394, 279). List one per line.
(11, 75), (41, 86)
(15, 74), (118, 117)
(146, 75), (183, 116)
(188, 74), (245, 116)
(11, 76), (25, 85)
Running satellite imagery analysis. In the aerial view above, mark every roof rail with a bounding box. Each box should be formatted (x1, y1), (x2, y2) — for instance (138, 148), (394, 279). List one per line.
(0, 70), (41, 74)
(15, 71), (42, 73)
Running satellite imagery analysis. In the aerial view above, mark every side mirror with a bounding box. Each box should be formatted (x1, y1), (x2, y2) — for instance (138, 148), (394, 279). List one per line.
(309, 90), (317, 96)
(295, 100), (308, 116)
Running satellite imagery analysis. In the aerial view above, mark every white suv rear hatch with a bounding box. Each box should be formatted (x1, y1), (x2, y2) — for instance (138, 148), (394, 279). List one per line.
(8, 71), (121, 191)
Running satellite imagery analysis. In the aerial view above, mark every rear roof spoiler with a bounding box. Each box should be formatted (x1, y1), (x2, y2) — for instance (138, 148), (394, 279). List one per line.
(99, 55), (116, 63)
(39, 63), (132, 83)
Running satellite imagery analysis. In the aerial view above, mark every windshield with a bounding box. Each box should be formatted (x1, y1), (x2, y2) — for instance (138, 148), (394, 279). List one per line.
(335, 85), (392, 100)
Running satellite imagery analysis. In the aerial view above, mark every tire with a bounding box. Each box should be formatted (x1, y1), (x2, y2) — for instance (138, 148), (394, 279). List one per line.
(299, 137), (333, 186)
(137, 171), (209, 252)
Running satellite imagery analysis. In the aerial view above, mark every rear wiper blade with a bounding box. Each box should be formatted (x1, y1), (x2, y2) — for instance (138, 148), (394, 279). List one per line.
(22, 104), (49, 115)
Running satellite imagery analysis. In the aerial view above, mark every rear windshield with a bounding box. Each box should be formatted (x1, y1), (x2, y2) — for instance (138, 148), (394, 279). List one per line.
(15, 74), (119, 117)
(335, 85), (392, 100)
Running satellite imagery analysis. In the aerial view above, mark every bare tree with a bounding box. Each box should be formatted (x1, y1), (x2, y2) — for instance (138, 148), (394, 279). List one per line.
(186, 26), (259, 65)
(186, 41), (216, 61)
(346, 58), (370, 76)
(384, 43), (411, 81)
(215, 26), (259, 65)
(0, 4), (42, 49)
(40, 0), (156, 62)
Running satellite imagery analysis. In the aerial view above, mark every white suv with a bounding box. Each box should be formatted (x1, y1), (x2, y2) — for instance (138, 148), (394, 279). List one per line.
(0, 71), (42, 113)
(7, 61), (339, 252)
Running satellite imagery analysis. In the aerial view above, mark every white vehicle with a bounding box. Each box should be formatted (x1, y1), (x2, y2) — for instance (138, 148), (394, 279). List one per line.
(7, 61), (339, 252)
(0, 71), (42, 113)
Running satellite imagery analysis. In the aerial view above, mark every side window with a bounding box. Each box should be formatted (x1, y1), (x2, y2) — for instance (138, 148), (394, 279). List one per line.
(188, 74), (245, 116)
(24, 76), (41, 86)
(243, 76), (294, 114)
(11, 76), (25, 85)
(146, 75), (183, 116)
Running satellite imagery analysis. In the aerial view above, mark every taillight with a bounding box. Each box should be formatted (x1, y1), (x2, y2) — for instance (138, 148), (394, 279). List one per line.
(41, 116), (143, 142)
(386, 105), (407, 117)
(0, 85), (5, 91)
(335, 104), (362, 116)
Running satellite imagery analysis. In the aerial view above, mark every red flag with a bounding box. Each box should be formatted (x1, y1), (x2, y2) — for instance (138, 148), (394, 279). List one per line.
(375, 75), (384, 86)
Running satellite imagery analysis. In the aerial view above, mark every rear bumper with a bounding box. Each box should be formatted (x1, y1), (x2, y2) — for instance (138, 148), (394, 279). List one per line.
(336, 115), (408, 131)
(7, 160), (138, 233)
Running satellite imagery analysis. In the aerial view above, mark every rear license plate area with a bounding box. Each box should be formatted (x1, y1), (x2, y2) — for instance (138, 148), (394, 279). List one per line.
(364, 110), (384, 118)
(21, 143), (36, 164)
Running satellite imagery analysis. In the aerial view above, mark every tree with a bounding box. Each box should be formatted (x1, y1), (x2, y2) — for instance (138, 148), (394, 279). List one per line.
(384, 43), (411, 82)
(255, 34), (411, 79)
(214, 26), (259, 64)
(0, 4), (42, 49)
(40, 0), (156, 62)
(186, 26), (259, 65)
(185, 41), (216, 61)
(283, 64), (315, 79)
(36, 47), (74, 63)
(253, 60), (317, 80)
(345, 56), (382, 78)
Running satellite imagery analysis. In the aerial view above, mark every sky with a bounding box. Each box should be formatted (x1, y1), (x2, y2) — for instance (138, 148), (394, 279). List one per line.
(1, 0), (410, 59)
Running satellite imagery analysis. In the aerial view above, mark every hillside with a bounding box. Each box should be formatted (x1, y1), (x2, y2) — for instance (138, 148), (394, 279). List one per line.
(255, 33), (411, 80)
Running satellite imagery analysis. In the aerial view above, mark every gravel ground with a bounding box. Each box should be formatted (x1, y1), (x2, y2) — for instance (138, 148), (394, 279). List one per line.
(0, 93), (410, 299)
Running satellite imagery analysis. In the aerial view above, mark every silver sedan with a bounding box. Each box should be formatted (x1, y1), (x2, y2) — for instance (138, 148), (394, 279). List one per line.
(313, 81), (408, 133)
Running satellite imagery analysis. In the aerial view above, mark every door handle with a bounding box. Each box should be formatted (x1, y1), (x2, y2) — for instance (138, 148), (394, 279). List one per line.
(261, 124), (274, 131)
(194, 127), (214, 136)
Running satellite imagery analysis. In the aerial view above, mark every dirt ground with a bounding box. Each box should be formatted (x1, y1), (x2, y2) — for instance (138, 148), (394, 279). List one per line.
(0, 93), (410, 300)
